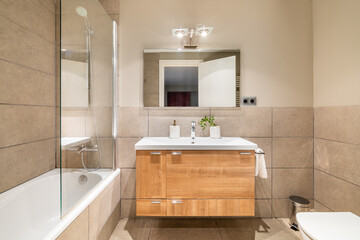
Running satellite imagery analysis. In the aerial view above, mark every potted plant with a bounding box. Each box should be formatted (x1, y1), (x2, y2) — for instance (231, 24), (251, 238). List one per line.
(199, 115), (221, 139)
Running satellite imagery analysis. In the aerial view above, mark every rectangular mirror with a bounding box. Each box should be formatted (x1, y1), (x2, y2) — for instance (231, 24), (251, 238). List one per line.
(144, 49), (240, 107)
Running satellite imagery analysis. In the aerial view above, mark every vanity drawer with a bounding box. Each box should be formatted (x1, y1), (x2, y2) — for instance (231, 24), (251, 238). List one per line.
(166, 151), (255, 199)
(166, 199), (208, 216)
(136, 199), (167, 216)
(208, 199), (255, 216)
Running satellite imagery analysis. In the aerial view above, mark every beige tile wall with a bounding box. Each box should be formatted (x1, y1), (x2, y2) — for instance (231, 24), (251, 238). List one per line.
(0, 0), (56, 193)
(117, 107), (314, 218)
(314, 106), (360, 215)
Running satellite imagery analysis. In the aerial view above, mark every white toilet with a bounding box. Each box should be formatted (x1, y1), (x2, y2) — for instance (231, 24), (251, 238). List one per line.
(296, 212), (360, 240)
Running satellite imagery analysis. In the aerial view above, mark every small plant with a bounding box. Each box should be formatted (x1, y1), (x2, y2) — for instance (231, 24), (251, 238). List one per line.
(199, 115), (217, 131)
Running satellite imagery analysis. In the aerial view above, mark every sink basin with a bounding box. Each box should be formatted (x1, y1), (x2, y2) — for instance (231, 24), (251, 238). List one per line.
(135, 137), (258, 150)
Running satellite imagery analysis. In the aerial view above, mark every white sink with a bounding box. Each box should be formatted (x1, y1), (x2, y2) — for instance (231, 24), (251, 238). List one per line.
(135, 137), (258, 150)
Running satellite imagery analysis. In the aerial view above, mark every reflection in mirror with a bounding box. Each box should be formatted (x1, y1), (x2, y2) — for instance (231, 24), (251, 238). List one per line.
(61, 49), (89, 107)
(144, 49), (240, 107)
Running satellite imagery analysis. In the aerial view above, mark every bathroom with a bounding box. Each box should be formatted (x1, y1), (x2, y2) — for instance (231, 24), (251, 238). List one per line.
(0, 0), (359, 239)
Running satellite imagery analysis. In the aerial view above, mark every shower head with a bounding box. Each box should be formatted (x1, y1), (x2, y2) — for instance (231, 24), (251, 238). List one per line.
(76, 6), (88, 17)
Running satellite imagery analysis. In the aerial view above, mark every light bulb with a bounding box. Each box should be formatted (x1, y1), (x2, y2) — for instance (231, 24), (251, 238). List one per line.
(200, 29), (208, 37)
(176, 31), (184, 38)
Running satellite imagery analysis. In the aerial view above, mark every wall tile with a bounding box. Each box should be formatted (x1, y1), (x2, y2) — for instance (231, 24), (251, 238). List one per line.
(57, 207), (89, 240)
(0, 139), (55, 193)
(314, 200), (333, 212)
(273, 169), (313, 199)
(121, 199), (137, 218)
(89, 173), (121, 239)
(0, 16), (55, 75)
(61, 109), (86, 137)
(96, 203), (121, 240)
(0, 60), (55, 106)
(110, 218), (152, 240)
(314, 170), (360, 215)
(273, 107), (313, 137)
(314, 106), (360, 145)
(149, 107), (210, 137)
(121, 169), (136, 198)
(272, 199), (289, 218)
(245, 137), (272, 167)
(273, 138), (313, 168)
(118, 107), (148, 137)
(38, 0), (55, 13)
(116, 138), (140, 168)
(98, 0), (120, 15)
(86, 107), (113, 138)
(315, 138), (360, 186)
(255, 199), (272, 218)
(87, 137), (114, 168)
(0, 0), (55, 42)
(0, 105), (55, 148)
(211, 107), (272, 137)
(256, 169), (272, 199)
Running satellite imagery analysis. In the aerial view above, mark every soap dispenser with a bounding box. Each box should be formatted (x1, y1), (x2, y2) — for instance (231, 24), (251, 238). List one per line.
(169, 120), (180, 139)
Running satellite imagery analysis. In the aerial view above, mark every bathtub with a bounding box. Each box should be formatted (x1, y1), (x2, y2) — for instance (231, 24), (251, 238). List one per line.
(0, 168), (120, 240)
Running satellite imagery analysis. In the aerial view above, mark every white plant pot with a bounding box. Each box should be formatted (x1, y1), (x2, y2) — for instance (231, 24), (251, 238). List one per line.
(210, 126), (221, 139)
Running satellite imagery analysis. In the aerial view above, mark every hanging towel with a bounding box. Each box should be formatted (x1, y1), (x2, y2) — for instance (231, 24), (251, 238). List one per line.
(255, 148), (267, 179)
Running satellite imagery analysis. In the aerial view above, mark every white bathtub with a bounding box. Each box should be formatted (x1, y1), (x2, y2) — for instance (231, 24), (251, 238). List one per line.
(0, 168), (120, 240)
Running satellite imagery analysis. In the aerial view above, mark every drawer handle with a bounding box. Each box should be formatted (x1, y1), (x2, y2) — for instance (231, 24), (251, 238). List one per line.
(171, 200), (182, 204)
(151, 201), (161, 204)
(150, 152), (161, 155)
(171, 152), (182, 155)
(240, 152), (251, 155)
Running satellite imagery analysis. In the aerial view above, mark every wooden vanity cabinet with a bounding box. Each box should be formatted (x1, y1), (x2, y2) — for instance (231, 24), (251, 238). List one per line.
(136, 150), (255, 217)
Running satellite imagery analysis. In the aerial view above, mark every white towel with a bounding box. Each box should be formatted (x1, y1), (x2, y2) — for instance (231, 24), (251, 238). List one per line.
(255, 148), (267, 179)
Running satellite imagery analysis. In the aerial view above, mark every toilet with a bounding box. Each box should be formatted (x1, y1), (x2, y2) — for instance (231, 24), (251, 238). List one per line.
(296, 212), (360, 240)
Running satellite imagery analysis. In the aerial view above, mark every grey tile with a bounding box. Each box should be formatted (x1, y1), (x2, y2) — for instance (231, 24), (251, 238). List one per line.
(121, 169), (136, 198)
(272, 199), (290, 218)
(217, 218), (296, 240)
(273, 108), (313, 137)
(149, 107), (210, 137)
(256, 169), (272, 199)
(110, 218), (152, 240)
(0, 105), (55, 148)
(273, 138), (313, 168)
(273, 169), (313, 199)
(314, 106), (360, 145)
(211, 107), (272, 137)
(314, 170), (360, 215)
(116, 138), (140, 168)
(315, 138), (360, 186)
(0, 16), (55, 75)
(255, 199), (272, 218)
(118, 107), (148, 137)
(0, 139), (55, 193)
(150, 219), (221, 240)
(0, 60), (55, 106)
(121, 199), (137, 218)
(0, 0), (55, 42)
(245, 138), (272, 168)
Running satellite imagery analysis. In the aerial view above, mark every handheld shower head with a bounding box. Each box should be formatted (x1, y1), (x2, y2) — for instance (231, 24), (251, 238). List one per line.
(76, 6), (87, 17)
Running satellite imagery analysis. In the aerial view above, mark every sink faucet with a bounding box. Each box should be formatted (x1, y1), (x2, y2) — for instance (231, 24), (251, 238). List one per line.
(191, 121), (196, 144)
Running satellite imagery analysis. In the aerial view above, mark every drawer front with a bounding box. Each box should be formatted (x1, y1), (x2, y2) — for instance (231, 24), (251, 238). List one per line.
(136, 199), (167, 216)
(136, 151), (167, 198)
(166, 199), (208, 216)
(208, 199), (255, 216)
(167, 151), (255, 199)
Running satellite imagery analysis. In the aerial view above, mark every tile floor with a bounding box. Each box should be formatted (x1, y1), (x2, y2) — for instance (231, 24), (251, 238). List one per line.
(110, 218), (301, 240)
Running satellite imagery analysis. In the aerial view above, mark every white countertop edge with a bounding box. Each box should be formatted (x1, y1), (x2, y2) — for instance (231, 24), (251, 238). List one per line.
(135, 145), (258, 150)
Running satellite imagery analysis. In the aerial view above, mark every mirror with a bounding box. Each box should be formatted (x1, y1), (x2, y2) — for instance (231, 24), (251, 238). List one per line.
(143, 49), (240, 107)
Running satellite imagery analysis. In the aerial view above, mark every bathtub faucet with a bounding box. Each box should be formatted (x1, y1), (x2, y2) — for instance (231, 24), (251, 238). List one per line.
(76, 144), (99, 154)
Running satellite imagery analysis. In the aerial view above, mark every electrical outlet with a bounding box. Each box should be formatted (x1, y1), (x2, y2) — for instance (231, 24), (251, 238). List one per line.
(241, 97), (257, 106)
